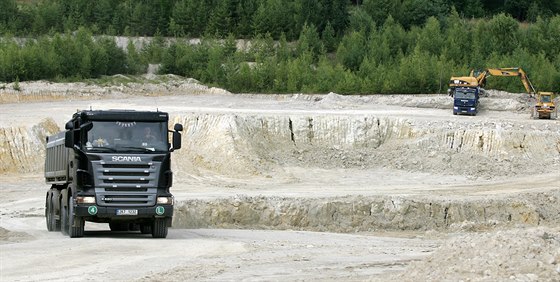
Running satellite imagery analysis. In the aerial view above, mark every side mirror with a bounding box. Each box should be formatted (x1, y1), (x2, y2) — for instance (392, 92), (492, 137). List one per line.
(65, 121), (74, 130)
(172, 131), (182, 150)
(64, 130), (73, 148)
(174, 123), (183, 132)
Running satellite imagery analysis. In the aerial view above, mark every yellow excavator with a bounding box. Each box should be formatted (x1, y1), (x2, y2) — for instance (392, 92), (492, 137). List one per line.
(449, 67), (557, 119)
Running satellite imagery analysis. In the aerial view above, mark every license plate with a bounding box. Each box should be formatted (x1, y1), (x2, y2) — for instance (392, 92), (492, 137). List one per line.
(116, 209), (138, 216)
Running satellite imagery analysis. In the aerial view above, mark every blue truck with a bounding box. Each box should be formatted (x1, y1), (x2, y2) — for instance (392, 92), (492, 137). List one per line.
(448, 76), (483, 116)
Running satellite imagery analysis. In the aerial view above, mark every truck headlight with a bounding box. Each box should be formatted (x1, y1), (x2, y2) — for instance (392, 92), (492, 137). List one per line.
(470, 108), (475, 111)
(453, 106), (458, 110)
(76, 196), (96, 204)
(157, 196), (174, 205)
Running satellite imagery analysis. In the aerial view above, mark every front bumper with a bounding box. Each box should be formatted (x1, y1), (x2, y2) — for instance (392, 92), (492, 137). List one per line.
(454, 106), (477, 114)
(75, 204), (173, 219)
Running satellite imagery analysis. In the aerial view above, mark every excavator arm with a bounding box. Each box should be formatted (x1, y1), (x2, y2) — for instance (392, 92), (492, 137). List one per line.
(482, 67), (537, 95)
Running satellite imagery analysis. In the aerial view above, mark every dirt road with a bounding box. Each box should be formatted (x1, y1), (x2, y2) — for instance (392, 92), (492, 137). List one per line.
(1, 78), (559, 281)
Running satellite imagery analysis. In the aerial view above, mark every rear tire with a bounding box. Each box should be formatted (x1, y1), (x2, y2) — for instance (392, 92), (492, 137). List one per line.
(151, 218), (168, 238)
(68, 196), (84, 238)
(46, 192), (54, 231)
(60, 198), (69, 236)
(52, 190), (61, 231)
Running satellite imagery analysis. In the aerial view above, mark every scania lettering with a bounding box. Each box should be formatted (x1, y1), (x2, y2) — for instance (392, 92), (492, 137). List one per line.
(44, 110), (183, 238)
(112, 156), (142, 162)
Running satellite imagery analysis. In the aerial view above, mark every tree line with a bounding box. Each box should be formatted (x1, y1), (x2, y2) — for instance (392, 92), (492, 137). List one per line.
(2, 0), (559, 38)
(0, 1), (559, 94)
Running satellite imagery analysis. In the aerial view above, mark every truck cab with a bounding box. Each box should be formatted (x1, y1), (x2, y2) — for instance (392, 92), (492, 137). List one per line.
(448, 76), (482, 116)
(45, 110), (183, 238)
(451, 86), (480, 116)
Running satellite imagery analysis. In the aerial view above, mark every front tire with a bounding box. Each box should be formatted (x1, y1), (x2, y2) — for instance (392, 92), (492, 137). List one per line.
(151, 218), (168, 238)
(68, 196), (84, 238)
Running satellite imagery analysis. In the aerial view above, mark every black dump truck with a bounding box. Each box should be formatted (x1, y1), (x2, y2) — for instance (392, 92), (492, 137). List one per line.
(44, 110), (183, 238)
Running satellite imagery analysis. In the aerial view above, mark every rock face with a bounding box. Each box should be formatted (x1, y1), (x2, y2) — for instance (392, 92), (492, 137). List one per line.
(171, 113), (560, 179)
(2, 112), (559, 178)
(173, 192), (560, 232)
(0, 118), (59, 174)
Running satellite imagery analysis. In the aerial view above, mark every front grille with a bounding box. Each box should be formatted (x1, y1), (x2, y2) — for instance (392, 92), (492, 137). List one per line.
(96, 191), (156, 206)
(102, 164), (150, 169)
(91, 155), (164, 207)
(105, 187), (148, 192)
(102, 195), (150, 204)
(103, 171), (149, 176)
(103, 179), (149, 184)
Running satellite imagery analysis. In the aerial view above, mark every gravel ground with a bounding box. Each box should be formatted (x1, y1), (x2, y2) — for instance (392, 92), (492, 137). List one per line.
(1, 76), (559, 281)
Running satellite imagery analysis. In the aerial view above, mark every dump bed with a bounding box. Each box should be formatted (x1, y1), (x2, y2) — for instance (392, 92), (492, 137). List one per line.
(44, 131), (70, 184)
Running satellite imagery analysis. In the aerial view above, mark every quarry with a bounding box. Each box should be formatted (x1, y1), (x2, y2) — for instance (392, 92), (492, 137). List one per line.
(1, 76), (559, 281)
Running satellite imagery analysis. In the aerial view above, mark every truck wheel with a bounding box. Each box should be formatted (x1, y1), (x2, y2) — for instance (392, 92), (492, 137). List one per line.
(151, 218), (168, 238)
(45, 192), (54, 231)
(68, 196), (84, 238)
(60, 198), (69, 236)
(52, 190), (61, 231)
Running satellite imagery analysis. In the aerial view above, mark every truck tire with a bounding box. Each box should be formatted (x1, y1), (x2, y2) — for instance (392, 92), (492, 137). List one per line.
(60, 198), (69, 236)
(52, 190), (61, 231)
(68, 196), (84, 238)
(45, 192), (54, 231)
(151, 218), (168, 238)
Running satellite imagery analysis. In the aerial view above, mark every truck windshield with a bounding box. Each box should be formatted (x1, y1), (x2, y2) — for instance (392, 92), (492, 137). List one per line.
(541, 95), (551, 103)
(454, 89), (476, 99)
(83, 121), (168, 152)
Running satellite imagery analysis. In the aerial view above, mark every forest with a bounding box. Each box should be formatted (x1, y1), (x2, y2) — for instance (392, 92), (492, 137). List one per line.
(1, 0), (559, 94)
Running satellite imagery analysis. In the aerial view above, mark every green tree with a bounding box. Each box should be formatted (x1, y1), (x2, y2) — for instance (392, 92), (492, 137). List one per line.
(362, 0), (398, 25)
(93, 0), (114, 33)
(0, 0), (19, 33)
(296, 23), (323, 60)
(321, 21), (337, 53)
(205, 0), (232, 37)
(321, 0), (348, 36)
(235, 0), (258, 37)
(204, 43), (226, 84)
(416, 17), (443, 56)
(486, 13), (519, 55)
(252, 0), (294, 39)
(347, 7), (375, 35)
(336, 30), (367, 71)
(399, 0), (449, 29)
(294, 0), (322, 34)
(443, 7), (471, 63)
(379, 16), (407, 61)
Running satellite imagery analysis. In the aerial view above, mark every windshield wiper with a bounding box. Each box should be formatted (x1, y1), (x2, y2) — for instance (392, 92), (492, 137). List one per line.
(86, 146), (117, 152)
(120, 146), (156, 152)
